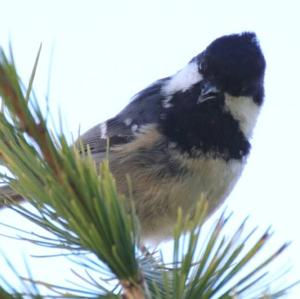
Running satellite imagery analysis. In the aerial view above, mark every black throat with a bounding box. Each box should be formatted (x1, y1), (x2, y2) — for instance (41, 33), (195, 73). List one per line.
(159, 83), (251, 161)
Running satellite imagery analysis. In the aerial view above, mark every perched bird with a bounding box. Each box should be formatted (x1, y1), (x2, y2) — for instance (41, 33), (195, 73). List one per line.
(1, 32), (266, 242)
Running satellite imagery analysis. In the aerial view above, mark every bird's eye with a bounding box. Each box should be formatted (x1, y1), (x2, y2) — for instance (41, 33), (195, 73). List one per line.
(199, 61), (207, 73)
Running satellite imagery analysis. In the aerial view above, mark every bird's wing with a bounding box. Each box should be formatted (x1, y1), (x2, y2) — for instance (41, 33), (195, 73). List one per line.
(77, 77), (169, 156)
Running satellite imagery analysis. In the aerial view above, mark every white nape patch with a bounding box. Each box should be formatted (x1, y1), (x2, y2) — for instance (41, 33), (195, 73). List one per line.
(124, 118), (132, 126)
(100, 122), (107, 138)
(225, 94), (260, 139)
(162, 62), (203, 96)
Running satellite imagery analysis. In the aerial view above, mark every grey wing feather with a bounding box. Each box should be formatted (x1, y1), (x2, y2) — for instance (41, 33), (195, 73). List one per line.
(118, 77), (168, 126)
(77, 118), (133, 155)
(77, 77), (169, 156)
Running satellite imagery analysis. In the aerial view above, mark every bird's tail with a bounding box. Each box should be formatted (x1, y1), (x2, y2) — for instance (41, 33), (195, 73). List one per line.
(0, 185), (25, 209)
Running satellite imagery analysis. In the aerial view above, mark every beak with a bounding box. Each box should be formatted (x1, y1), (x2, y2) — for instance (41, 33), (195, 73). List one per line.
(198, 80), (220, 103)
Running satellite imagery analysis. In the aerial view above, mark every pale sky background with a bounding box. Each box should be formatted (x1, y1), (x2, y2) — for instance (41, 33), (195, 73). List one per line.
(0, 0), (300, 297)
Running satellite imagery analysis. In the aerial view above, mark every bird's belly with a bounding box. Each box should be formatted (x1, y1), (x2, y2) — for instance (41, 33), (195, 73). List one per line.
(174, 158), (245, 214)
(127, 156), (245, 242)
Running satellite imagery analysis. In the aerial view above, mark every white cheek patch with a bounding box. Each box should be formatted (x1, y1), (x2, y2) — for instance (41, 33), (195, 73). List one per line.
(162, 62), (203, 96)
(224, 94), (261, 139)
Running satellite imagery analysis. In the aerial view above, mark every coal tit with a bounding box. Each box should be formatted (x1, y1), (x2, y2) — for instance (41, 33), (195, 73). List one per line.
(1, 32), (266, 243)
(78, 32), (266, 242)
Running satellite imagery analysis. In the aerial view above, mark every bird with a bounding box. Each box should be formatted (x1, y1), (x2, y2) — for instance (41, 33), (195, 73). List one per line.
(0, 32), (266, 243)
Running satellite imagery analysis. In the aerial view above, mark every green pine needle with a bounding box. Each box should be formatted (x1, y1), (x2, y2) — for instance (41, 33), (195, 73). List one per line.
(0, 44), (298, 299)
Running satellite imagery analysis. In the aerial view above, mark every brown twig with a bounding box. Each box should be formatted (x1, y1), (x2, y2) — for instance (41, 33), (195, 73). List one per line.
(121, 279), (146, 299)
(0, 58), (62, 177)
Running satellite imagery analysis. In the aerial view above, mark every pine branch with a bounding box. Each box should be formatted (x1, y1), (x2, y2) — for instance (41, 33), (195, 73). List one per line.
(0, 45), (143, 298)
(0, 45), (298, 298)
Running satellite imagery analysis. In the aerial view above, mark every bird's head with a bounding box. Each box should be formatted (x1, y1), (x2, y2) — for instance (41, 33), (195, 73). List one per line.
(158, 32), (266, 158)
(195, 32), (266, 101)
